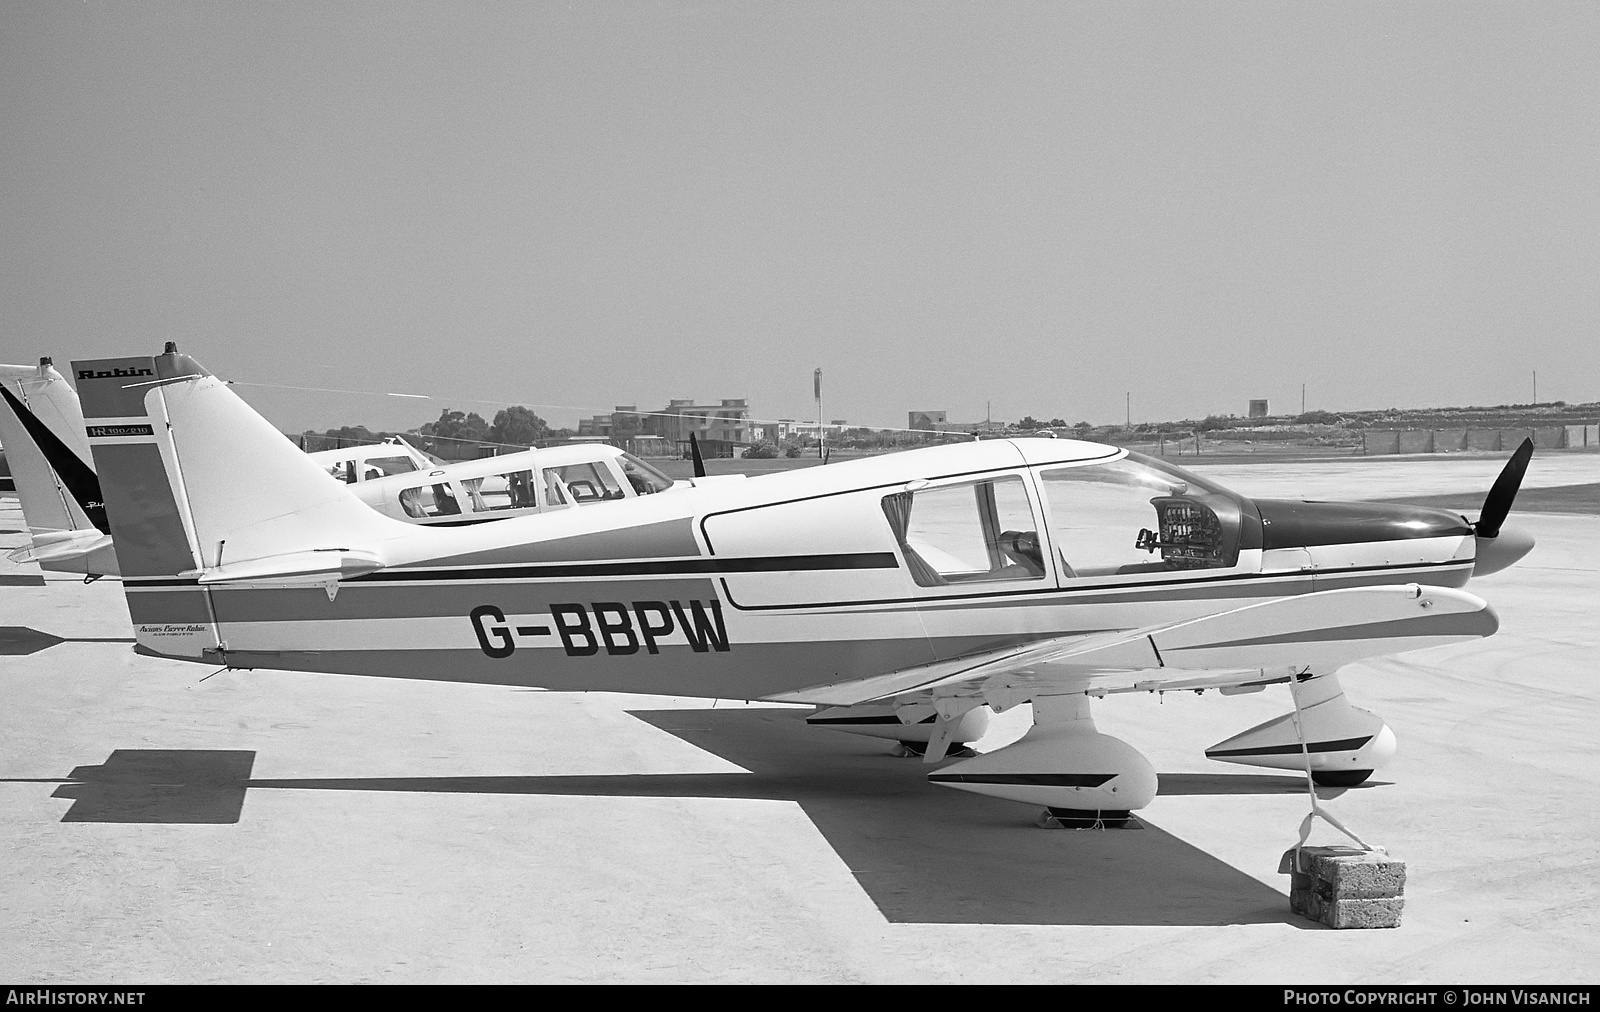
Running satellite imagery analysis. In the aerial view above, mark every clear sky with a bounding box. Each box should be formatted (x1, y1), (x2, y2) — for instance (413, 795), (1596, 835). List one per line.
(3, 2), (1596, 432)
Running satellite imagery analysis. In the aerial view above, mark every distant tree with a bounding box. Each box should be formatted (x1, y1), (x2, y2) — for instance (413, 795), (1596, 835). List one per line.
(420, 409), (490, 442)
(1195, 414), (1234, 432)
(489, 405), (548, 446)
(301, 424), (395, 450)
(1048, 418), (1067, 428)
(304, 424), (371, 442)
(784, 445), (802, 458)
(1017, 415), (1043, 430)
(744, 441), (779, 459)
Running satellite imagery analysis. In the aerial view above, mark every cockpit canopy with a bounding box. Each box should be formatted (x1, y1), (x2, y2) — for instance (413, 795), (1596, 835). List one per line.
(882, 451), (1258, 587)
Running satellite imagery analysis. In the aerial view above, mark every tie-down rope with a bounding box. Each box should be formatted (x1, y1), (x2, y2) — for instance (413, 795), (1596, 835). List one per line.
(1288, 672), (1377, 872)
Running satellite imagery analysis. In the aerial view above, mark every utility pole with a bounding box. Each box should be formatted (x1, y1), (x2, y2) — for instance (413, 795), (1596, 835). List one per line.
(1533, 370), (1538, 404)
(814, 367), (823, 460)
(1302, 383), (1306, 415)
(1125, 392), (1130, 429)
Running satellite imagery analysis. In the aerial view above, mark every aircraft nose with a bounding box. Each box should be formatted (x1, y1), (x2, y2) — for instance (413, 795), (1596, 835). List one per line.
(1474, 524), (1535, 577)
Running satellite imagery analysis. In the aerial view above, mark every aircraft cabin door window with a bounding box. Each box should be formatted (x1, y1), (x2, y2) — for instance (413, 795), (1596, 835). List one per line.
(456, 470), (537, 513)
(554, 462), (624, 504)
(882, 475), (1045, 588)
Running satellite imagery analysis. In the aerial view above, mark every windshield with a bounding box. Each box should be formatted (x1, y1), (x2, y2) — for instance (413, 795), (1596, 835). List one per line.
(618, 453), (674, 494)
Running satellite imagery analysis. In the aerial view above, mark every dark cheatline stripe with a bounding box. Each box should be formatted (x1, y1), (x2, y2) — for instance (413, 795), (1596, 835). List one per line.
(123, 553), (896, 588)
(723, 558), (1470, 613)
(927, 773), (1116, 788)
(1206, 735), (1373, 758)
(349, 552), (900, 583)
(0, 574), (47, 586)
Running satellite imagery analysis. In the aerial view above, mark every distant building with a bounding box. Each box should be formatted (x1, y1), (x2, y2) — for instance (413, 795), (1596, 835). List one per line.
(647, 397), (751, 457)
(1249, 399), (1269, 418)
(576, 404), (684, 457)
(909, 410), (948, 430)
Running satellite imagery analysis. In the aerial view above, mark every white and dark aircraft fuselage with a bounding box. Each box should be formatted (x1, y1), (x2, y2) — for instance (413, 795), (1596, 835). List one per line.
(66, 348), (1536, 820)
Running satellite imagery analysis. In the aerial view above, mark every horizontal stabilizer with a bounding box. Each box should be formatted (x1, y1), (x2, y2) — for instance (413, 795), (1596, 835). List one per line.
(9, 528), (112, 562)
(184, 549), (385, 586)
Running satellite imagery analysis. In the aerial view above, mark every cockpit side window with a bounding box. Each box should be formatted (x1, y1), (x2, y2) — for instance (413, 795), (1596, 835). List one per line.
(1038, 458), (1242, 578)
(882, 475), (1044, 587)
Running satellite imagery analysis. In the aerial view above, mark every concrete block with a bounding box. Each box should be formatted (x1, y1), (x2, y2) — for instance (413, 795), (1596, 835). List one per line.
(1280, 846), (1405, 929)
(1291, 891), (1404, 929)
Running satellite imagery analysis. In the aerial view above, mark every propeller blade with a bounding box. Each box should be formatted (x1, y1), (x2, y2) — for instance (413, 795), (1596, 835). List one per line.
(1476, 437), (1533, 539)
(689, 432), (707, 479)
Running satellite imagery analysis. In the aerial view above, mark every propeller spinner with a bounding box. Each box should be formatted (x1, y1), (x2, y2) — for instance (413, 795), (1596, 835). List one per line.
(1472, 437), (1536, 577)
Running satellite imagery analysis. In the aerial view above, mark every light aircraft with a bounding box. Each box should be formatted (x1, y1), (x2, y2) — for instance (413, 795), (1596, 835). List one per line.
(352, 442), (721, 526)
(306, 437), (436, 485)
(73, 346), (1535, 826)
(1, 356), (707, 578)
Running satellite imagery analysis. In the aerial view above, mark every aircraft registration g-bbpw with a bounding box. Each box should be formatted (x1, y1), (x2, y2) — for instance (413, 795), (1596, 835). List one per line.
(73, 346), (1536, 826)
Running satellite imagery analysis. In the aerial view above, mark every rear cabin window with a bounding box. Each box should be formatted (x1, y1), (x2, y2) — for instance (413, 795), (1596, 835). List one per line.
(398, 482), (464, 518)
(882, 476), (1044, 587)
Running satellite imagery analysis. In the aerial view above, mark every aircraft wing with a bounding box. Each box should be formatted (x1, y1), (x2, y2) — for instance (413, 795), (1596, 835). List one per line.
(762, 583), (1496, 707)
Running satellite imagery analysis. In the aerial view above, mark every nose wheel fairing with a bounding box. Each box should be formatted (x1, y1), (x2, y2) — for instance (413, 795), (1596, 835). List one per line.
(1205, 673), (1396, 785)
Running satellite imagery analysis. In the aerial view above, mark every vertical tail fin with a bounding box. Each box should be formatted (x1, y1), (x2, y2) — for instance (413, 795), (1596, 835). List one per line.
(0, 359), (100, 533)
(74, 346), (416, 659)
(0, 359), (119, 575)
(74, 345), (407, 580)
